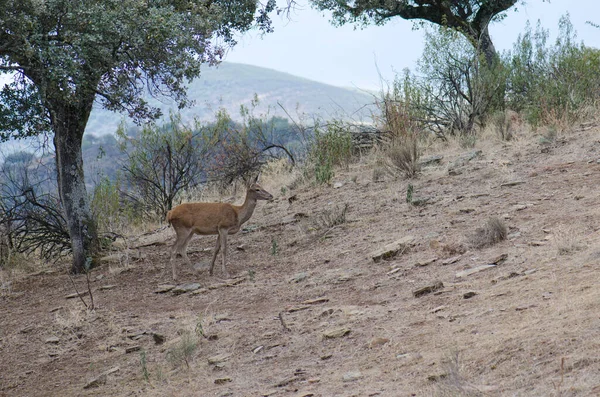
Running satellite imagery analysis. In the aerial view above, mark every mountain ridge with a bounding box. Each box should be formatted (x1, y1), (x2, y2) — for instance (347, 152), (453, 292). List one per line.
(85, 62), (376, 136)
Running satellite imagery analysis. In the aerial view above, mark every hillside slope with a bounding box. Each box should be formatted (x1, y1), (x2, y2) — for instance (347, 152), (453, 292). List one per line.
(85, 62), (375, 136)
(2, 122), (600, 396)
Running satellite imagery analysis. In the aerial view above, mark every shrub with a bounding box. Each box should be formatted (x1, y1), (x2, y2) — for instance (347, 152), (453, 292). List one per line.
(377, 137), (420, 179)
(307, 121), (353, 184)
(91, 176), (135, 234)
(504, 15), (600, 127)
(117, 114), (218, 221)
(470, 217), (507, 248)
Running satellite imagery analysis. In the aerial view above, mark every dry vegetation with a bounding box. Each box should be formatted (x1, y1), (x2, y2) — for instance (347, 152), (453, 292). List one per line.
(3, 119), (600, 397)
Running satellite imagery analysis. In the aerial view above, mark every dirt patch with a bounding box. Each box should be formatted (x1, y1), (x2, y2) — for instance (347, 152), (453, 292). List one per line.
(3, 126), (600, 396)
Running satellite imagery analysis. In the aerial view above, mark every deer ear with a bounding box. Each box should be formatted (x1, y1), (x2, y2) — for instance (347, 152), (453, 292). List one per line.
(253, 173), (260, 184)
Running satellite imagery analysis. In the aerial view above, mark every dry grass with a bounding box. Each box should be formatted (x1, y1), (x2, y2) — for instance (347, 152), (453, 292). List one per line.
(376, 136), (421, 179)
(469, 217), (508, 249)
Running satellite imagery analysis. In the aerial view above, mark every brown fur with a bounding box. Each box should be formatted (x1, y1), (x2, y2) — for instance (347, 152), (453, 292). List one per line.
(168, 182), (273, 280)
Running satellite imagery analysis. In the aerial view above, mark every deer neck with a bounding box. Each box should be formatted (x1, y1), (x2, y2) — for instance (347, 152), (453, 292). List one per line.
(236, 191), (257, 226)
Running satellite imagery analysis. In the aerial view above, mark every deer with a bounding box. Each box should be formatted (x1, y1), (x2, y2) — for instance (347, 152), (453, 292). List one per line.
(166, 176), (273, 281)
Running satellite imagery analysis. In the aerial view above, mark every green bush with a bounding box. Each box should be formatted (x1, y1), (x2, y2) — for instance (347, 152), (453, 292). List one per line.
(504, 15), (600, 127)
(307, 121), (353, 184)
(91, 176), (135, 234)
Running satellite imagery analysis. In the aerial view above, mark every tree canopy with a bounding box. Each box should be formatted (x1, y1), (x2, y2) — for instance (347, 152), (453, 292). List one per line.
(309, 0), (520, 65)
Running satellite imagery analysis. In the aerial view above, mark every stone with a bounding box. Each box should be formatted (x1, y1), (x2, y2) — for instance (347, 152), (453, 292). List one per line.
(442, 255), (461, 265)
(125, 345), (141, 353)
(83, 367), (120, 389)
(342, 371), (363, 382)
(412, 281), (444, 298)
(45, 336), (60, 344)
(463, 291), (478, 299)
(371, 236), (415, 263)
(98, 285), (117, 291)
(214, 377), (232, 385)
(501, 181), (525, 187)
(414, 258), (437, 267)
(289, 272), (308, 283)
(154, 284), (175, 294)
(456, 265), (496, 278)
(172, 283), (202, 295)
(208, 353), (232, 365)
(419, 154), (443, 167)
(368, 337), (390, 348)
(65, 291), (89, 299)
(323, 328), (351, 339)
(333, 182), (344, 189)
(302, 297), (329, 305)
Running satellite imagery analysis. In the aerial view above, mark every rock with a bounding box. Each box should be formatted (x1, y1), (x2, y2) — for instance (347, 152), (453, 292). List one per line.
(289, 272), (308, 283)
(441, 255), (461, 265)
(208, 353), (232, 365)
(83, 367), (120, 389)
(412, 281), (444, 298)
(397, 352), (423, 363)
(501, 181), (525, 187)
(236, 244), (246, 251)
(456, 265), (496, 278)
(45, 336), (60, 344)
(414, 258), (437, 267)
(323, 328), (351, 339)
(214, 313), (232, 322)
(387, 267), (402, 275)
(431, 306), (446, 313)
(342, 371), (363, 382)
(463, 291), (478, 299)
(371, 236), (415, 263)
(98, 285), (117, 291)
(154, 284), (175, 294)
(490, 254), (508, 265)
(214, 377), (232, 385)
(65, 291), (89, 299)
(172, 283), (202, 295)
(125, 345), (141, 353)
(274, 376), (301, 387)
(333, 182), (344, 189)
(287, 306), (310, 313)
(152, 333), (165, 345)
(368, 337), (389, 348)
(191, 288), (209, 295)
(253, 346), (264, 354)
(419, 154), (443, 167)
(302, 297), (329, 305)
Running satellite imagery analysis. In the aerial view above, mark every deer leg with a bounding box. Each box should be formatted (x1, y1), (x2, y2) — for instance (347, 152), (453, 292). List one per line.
(209, 234), (221, 276)
(219, 228), (229, 278)
(170, 228), (188, 281)
(180, 232), (195, 268)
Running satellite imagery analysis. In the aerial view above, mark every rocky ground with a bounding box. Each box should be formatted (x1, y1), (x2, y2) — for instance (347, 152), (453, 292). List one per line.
(2, 122), (600, 396)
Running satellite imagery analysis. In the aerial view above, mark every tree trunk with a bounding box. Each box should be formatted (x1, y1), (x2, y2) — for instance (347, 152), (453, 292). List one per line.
(51, 100), (98, 274)
(478, 26), (498, 68)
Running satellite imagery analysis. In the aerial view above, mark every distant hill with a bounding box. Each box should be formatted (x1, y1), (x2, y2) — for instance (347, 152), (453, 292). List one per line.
(85, 62), (376, 136)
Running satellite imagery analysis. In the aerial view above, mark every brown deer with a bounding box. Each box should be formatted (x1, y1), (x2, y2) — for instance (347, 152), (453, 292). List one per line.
(166, 177), (273, 280)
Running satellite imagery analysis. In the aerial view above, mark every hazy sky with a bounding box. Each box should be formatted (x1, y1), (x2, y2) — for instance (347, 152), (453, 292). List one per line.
(226, 0), (600, 90)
